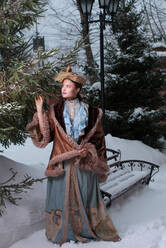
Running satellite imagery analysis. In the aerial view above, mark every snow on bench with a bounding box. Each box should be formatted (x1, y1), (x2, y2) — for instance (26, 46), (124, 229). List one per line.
(100, 167), (149, 199)
(100, 149), (160, 207)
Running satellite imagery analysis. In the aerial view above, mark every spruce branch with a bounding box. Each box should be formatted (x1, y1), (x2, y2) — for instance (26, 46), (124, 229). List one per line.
(0, 168), (46, 216)
(0, 0), (86, 147)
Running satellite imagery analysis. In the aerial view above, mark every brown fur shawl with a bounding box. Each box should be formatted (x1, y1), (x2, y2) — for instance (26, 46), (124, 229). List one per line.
(26, 98), (109, 182)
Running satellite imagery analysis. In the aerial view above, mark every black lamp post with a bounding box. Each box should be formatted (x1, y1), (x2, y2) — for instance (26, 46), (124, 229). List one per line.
(33, 36), (45, 52)
(33, 21), (45, 52)
(79, 0), (94, 16)
(33, 21), (45, 67)
(78, 0), (120, 127)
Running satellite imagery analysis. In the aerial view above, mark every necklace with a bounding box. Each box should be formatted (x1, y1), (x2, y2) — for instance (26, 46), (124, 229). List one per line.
(66, 98), (79, 121)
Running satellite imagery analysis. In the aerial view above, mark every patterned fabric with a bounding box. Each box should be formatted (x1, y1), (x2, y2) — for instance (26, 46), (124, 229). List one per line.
(63, 99), (88, 142)
(27, 98), (120, 245)
(45, 100), (120, 245)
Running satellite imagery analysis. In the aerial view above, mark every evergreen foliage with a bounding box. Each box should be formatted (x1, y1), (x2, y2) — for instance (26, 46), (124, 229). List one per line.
(0, 168), (46, 216)
(85, 0), (166, 148)
(0, 0), (81, 148)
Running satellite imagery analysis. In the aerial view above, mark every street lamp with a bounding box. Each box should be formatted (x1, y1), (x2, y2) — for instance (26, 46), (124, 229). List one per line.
(78, 0), (120, 127)
(79, 0), (95, 16)
(98, 0), (111, 9)
(33, 21), (45, 67)
(33, 21), (45, 52)
(33, 36), (45, 52)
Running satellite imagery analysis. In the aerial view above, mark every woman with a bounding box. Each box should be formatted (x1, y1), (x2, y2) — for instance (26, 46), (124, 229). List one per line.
(26, 65), (120, 245)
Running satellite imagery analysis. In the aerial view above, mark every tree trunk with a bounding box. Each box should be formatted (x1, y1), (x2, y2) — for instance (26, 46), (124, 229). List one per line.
(76, 1), (99, 85)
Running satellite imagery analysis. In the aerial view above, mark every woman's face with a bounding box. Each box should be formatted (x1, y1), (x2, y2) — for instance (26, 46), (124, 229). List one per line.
(61, 79), (80, 100)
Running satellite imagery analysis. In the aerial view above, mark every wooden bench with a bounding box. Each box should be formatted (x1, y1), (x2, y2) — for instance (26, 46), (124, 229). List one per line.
(100, 148), (160, 207)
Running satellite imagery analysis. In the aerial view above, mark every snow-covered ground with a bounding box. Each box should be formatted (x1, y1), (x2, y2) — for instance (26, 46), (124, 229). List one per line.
(0, 138), (52, 166)
(0, 155), (47, 248)
(0, 135), (166, 248)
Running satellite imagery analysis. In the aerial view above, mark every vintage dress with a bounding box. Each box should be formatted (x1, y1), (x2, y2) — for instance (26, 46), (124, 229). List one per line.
(26, 98), (119, 245)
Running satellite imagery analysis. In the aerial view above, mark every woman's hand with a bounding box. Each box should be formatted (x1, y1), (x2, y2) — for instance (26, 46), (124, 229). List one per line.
(34, 95), (44, 113)
(78, 148), (88, 158)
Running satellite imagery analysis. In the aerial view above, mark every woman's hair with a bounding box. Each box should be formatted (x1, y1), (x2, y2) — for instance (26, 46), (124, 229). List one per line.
(71, 80), (82, 100)
(71, 80), (82, 89)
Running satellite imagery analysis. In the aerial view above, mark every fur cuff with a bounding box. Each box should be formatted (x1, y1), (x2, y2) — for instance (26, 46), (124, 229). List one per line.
(46, 142), (109, 182)
(48, 150), (79, 167)
(98, 174), (108, 183)
(26, 112), (51, 148)
(45, 167), (65, 177)
(74, 143), (109, 178)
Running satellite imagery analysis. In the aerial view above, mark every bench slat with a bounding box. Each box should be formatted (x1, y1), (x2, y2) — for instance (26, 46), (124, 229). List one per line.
(100, 169), (150, 198)
(101, 149), (160, 205)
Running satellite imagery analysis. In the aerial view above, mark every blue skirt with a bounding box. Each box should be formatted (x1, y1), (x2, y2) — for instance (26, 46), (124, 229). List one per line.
(45, 161), (119, 245)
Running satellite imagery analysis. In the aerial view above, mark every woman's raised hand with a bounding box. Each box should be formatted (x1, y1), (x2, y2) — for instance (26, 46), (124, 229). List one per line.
(34, 95), (44, 113)
(78, 148), (88, 158)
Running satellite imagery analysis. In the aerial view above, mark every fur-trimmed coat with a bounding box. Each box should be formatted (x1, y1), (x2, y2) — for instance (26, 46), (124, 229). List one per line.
(26, 98), (109, 182)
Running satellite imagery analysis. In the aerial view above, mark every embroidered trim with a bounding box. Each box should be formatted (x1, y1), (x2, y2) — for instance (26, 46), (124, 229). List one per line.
(59, 162), (71, 245)
(72, 165), (97, 238)
(81, 108), (103, 146)
(46, 106), (109, 181)
(45, 209), (62, 241)
(46, 104), (109, 182)
(66, 98), (79, 104)
(50, 104), (80, 150)
(49, 104), (103, 149)
(47, 142), (109, 178)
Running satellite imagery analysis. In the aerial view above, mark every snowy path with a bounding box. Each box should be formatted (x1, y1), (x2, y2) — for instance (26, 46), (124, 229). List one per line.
(9, 164), (166, 248)
(9, 221), (166, 248)
(8, 222), (166, 248)
(1, 135), (166, 248)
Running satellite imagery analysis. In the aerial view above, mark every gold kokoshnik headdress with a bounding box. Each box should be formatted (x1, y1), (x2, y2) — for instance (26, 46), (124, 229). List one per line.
(54, 65), (86, 86)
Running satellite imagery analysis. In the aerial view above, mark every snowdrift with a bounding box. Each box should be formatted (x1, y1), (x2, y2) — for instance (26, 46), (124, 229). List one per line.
(105, 134), (166, 164)
(0, 135), (166, 248)
(0, 156), (46, 248)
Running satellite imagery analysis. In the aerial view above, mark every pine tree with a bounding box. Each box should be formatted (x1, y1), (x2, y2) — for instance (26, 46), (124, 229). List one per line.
(0, 0), (81, 148)
(0, 0), (84, 214)
(103, 0), (166, 147)
(85, 0), (166, 148)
